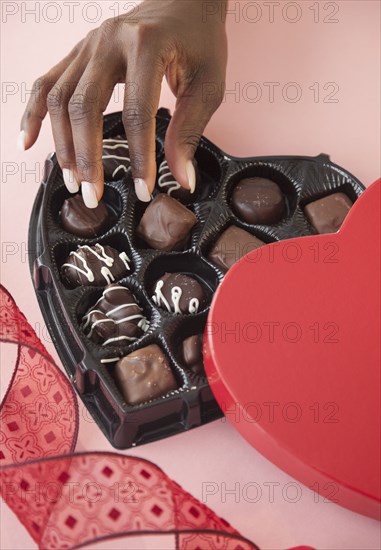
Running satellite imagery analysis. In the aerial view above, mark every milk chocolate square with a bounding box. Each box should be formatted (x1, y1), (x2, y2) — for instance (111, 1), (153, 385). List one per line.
(115, 344), (177, 405)
(304, 192), (353, 234)
(208, 226), (265, 271)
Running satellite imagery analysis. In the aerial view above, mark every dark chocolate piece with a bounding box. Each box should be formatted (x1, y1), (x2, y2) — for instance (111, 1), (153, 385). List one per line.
(60, 194), (109, 238)
(82, 283), (149, 346)
(102, 137), (130, 181)
(61, 243), (131, 287)
(157, 159), (200, 202)
(182, 334), (205, 376)
(152, 272), (207, 314)
(208, 226), (265, 271)
(136, 194), (197, 251)
(115, 344), (177, 405)
(231, 177), (285, 225)
(304, 192), (353, 234)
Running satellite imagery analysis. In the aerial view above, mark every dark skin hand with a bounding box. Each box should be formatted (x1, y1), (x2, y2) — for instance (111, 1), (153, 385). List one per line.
(19, 0), (228, 207)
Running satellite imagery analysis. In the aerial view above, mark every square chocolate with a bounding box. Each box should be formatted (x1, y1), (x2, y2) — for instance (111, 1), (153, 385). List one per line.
(304, 192), (353, 234)
(208, 225), (265, 271)
(136, 194), (197, 251)
(115, 344), (177, 405)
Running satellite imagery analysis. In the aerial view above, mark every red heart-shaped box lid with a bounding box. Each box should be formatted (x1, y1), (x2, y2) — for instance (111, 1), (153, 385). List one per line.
(204, 179), (381, 520)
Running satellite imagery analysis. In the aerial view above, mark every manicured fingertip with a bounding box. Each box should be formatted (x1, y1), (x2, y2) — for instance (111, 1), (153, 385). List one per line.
(17, 130), (26, 152)
(186, 160), (196, 194)
(63, 169), (79, 193)
(134, 178), (151, 202)
(81, 181), (98, 208)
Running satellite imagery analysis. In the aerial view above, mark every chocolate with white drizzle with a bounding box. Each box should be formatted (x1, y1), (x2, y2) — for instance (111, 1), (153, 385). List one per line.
(102, 137), (131, 181)
(151, 272), (207, 315)
(61, 244), (131, 288)
(82, 284), (149, 346)
(157, 159), (198, 202)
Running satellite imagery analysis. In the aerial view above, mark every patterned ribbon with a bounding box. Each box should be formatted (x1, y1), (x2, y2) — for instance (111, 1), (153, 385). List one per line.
(0, 284), (313, 550)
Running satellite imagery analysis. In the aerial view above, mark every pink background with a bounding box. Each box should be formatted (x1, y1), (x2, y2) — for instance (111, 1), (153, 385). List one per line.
(1, 1), (380, 548)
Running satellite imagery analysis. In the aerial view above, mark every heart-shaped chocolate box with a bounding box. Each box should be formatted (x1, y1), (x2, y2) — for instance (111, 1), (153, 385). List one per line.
(28, 109), (365, 449)
(204, 180), (380, 519)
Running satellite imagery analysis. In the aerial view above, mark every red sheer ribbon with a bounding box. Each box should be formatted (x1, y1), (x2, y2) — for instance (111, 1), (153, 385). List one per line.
(0, 285), (313, 550)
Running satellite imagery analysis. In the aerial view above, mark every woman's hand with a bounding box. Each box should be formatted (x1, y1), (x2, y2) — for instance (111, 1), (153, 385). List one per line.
(19, 0), (228, 207)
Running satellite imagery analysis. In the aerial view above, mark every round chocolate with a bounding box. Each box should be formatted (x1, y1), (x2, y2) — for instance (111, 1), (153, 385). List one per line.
(182, 334), (205, 376)
(82, 283), (149, 346)
(60, 194), (109, 238)
(61, 243), (131, 288)
(115, 344), (177, 405)
(151, 272), (207, 314)
(231, 177), (285, 225)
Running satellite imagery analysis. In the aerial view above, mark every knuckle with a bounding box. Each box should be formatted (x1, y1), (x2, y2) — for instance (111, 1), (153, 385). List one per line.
(47, 86), (64, 114)
(99, 17), (120, 38)
(129, 21), (157, 45)
(177, 130), (201, 151)
(122, 105), (155, 136)
(85, 29), (98, 43)
(31, 75), (52, 102)
(68, 94), (92, 123)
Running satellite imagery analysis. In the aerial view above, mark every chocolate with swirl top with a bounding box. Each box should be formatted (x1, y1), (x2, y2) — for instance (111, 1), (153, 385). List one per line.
(115, 344), (177, 405)
(152, 272), (207, 314)
(82, 284), (149, 346)
(102, 137), (130, 181)
(157, 159), (200, 202)
(136, 194), (197, 252)
(61, 244), (131, 287)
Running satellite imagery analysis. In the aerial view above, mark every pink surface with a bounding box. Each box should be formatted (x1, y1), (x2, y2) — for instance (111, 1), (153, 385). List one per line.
(1, 1), (380, 549)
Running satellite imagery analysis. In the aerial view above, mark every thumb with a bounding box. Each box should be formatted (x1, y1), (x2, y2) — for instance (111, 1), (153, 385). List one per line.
(164, 74), (223, 194)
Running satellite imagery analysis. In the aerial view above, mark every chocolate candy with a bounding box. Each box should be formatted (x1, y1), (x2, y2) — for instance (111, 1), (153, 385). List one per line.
(61, 243), (131, 287)
(82, 284), (149, 346)
(102, 137), (130, 181)
(231, 177), (285, 225)
(208, 225), (265, 272)
(182, 334), (204, 376)
(136, 194), (197, 251)
(152, 273), (207, 314)
(157, 159), (199, 202)
(60, 194), (109, 238)
(304, 192), (353, 234)
(115, 344), (177, 405)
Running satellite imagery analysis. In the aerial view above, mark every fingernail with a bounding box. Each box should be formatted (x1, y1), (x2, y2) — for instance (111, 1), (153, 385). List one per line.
(186, 160), (196, 194)
(81, 181), (98, 208)
(63, 169), (79, 193)
(134, 178), (151, 202)
(17, 130), (26, 152)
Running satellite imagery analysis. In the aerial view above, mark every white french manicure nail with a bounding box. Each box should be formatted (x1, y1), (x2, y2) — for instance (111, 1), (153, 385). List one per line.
(81, 181), (98, 208)
(134, 178), (151, 202)
(186, 160), (196, 194)
(17, 130), (26, 152)
(63, 169), (79, 193)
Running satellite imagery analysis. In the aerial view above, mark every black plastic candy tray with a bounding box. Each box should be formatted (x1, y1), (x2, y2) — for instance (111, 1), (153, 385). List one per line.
(28, 108), (365, 449)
